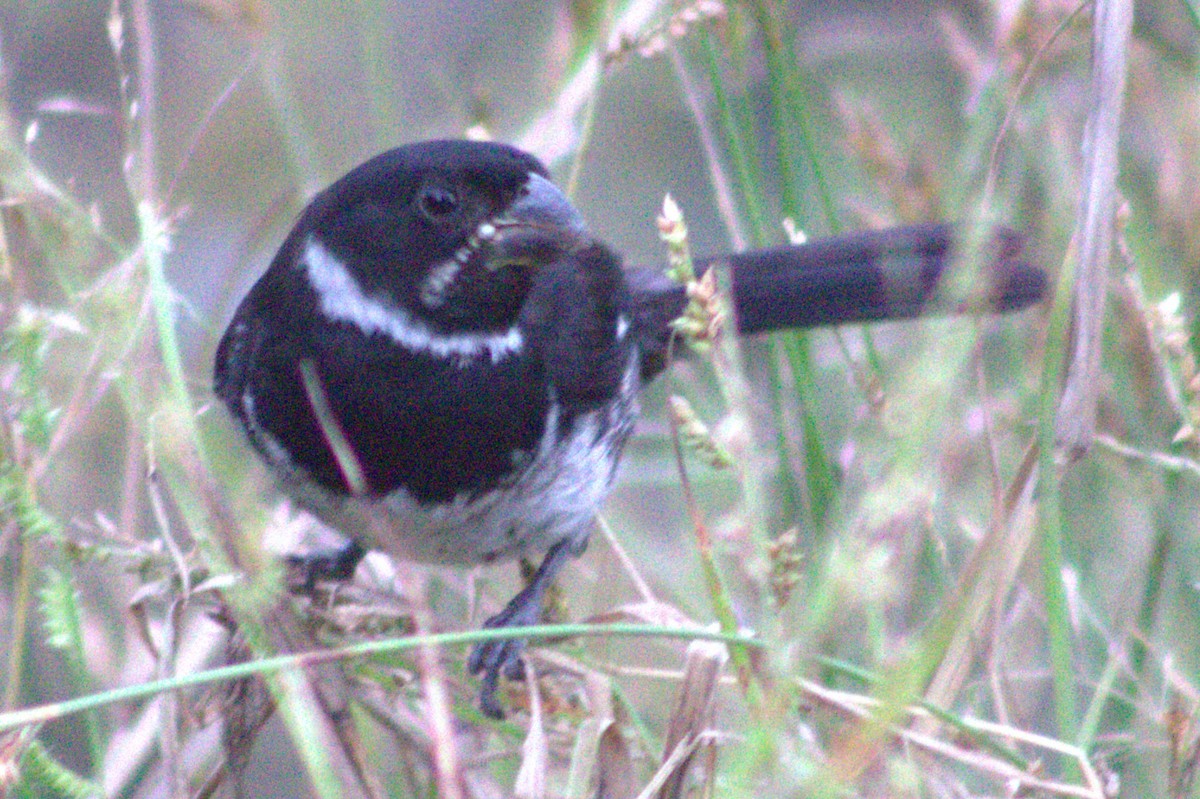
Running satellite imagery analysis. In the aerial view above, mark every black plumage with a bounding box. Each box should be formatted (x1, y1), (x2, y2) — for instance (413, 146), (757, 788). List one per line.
(214, 139), (1045, 717)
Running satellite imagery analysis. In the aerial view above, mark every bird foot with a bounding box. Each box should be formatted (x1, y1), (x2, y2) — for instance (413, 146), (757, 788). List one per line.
(467, 591), (542, 719)
(283, 539), (366, 593)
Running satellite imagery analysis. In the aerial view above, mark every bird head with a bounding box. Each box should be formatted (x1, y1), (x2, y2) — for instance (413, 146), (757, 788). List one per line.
(299, 139), (588, 334)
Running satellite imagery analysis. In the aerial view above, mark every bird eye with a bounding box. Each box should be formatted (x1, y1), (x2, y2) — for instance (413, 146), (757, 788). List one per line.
(417, 185), (459, 220)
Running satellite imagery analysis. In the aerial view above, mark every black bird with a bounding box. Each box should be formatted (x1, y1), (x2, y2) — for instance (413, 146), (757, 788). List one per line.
(213, 139), (1045, 717)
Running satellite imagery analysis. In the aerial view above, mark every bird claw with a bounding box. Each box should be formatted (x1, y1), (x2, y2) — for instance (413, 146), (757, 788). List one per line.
(283, 539), (366, 592)
(469, 641), (525, 719)
(468, 605), (536, 719)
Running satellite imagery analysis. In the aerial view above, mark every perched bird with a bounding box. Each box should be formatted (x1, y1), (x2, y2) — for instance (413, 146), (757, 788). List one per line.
(213, 139), (1045, 717)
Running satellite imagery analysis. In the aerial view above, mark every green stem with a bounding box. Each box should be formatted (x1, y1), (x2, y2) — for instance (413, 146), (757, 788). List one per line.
(0, 623), (765, 733)
(1036, 242), (1081, 754)
(699, 27), (770, 245)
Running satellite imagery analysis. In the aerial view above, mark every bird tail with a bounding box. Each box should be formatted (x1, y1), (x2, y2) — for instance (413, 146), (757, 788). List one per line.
(626, 222), (1047, 378)
(721, 222), (1046, 335)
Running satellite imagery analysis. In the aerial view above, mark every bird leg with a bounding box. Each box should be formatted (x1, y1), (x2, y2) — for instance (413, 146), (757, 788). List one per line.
(467, 537), (579, 718)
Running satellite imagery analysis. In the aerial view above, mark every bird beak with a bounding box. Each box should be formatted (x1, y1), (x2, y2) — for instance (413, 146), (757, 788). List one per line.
(506, 173), (587, 237)
(478, 173), (588, 273)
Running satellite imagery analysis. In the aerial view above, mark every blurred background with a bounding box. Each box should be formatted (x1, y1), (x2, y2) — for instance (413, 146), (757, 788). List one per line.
(2, 0), (1200, 797)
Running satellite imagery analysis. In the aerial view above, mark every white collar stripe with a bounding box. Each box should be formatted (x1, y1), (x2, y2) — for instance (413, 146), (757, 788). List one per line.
(301, 237), (523, 363)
